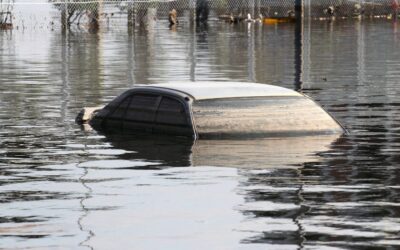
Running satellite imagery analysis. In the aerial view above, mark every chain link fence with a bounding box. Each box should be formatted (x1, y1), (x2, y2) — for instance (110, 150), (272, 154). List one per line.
(49, 0), (296, 26)
(2, 0), (399, 30)
(307, 0), (398, 18)
(0, 0), (14, 28)
(51, 0), (400, 25)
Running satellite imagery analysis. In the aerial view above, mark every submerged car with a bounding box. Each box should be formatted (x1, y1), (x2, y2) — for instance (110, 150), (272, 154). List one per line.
(76, 82), (345, 138)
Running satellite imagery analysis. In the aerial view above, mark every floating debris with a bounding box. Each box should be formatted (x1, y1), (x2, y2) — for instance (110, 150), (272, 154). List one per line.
(263, 16), (295, 24)
(168, 9), (177, 26)
(263, 10), (296, 24)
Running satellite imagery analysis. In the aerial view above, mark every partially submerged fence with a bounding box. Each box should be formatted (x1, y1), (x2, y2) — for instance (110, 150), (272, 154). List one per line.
(0, 0), (14, 28)
(2, 0), (400, 30)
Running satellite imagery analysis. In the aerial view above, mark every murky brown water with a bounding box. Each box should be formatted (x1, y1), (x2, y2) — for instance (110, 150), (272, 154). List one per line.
(1, 17), (400, 249)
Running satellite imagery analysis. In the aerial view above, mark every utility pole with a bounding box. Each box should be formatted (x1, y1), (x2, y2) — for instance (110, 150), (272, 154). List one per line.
(294, 0), (303, 91)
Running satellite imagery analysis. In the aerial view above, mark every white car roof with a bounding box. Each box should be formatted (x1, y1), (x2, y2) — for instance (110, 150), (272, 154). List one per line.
(146, 82), (302, 100)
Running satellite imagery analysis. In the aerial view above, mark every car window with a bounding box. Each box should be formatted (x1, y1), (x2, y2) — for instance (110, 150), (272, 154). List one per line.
(156, 96), (189, 126)
(124, 94), (160, 123)
(108, 96), (132, 120)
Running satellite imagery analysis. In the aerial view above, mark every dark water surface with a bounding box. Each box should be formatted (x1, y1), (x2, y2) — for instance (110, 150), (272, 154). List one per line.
(1, 19), (400, 249)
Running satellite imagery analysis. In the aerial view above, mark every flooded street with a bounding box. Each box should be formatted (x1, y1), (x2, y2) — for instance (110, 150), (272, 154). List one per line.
(1, 17), (400, 249)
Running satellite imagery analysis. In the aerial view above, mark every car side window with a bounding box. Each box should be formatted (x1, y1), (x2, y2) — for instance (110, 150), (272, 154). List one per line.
(108, 96), (132, 120)
(124, 94), (160, 123)
(156, 96), (188, 126)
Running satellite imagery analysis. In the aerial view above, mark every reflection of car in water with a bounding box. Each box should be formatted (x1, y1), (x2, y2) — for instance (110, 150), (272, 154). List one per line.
(104, 134), (343, 168)
(76, 82), (346, 139)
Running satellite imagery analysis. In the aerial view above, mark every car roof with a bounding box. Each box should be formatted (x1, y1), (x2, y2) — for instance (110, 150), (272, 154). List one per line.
(140, 82), (302, 100)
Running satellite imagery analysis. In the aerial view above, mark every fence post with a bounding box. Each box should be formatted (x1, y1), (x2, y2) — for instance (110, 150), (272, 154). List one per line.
(128, 0), (135, 27)
(248, 0), (254, 18)
(89, 0), (100, 31)
(295, 0), (303, 21)
(392, 0), (399, 20)
(294, 0), (303, 91)
(189, 0), (196, 24)
(61, 0), (67, 30)
(256, 0), (260, 18)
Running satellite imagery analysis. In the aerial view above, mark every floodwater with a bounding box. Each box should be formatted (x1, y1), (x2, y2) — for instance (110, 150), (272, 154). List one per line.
(1, 17), (400, 249)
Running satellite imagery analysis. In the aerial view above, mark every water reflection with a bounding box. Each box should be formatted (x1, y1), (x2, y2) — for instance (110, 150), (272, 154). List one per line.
(236, 130), (400, 248)
(77, 165), (94, 250)
(2, 19), (400, 249)
(102, 134), (342, 168)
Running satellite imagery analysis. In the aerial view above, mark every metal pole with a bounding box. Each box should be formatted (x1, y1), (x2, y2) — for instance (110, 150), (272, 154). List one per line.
(249, 0), (254, 18)
(190, 0), (196, 24)
(302, 0), (311, 86)
(294, 0), (303, 91)
(128, 0), (135, 28)
(61, 0), (68, 31)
